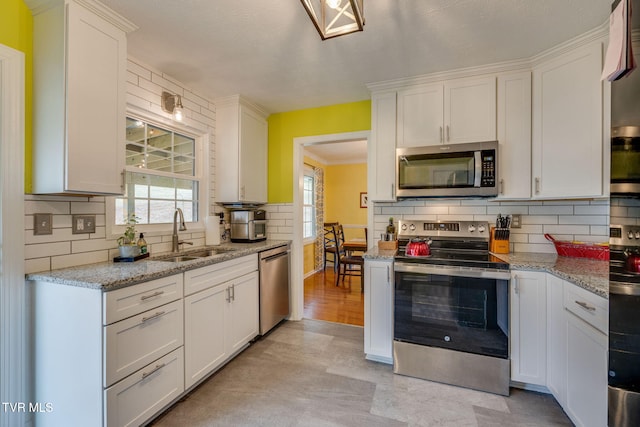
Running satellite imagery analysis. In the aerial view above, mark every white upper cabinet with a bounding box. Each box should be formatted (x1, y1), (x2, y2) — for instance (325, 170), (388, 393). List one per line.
(396, 84), (443, 147)
(368, 91), (397, 202)
(396, 76), (496, 147)
(29, 0), (135, 195)
(532, 41), (605, 199)
(496, 71), (532, 199)
(215, 95), (268, 204)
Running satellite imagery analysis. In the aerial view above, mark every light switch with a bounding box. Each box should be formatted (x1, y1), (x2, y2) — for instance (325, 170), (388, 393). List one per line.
(72, 215), (96, 234)
(34, 213), (53, 235)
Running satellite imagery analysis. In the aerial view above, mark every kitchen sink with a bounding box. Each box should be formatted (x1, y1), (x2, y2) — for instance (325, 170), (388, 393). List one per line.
(162, 256), (201, 262)
(185, 248), (236, 257)
(155, 247), (237, 262)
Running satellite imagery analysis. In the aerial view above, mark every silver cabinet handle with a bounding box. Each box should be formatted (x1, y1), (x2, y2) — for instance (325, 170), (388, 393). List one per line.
(446, 125), (450, 142)
(535, 177), (540, 194)
(240, 185), (245, 200)
(231, 284), (235, 301)
(141, 363), (165, 379)
(513, 274), (519, 294)
(141, 311), (165, 323)
(140, 290), (164, 301)
(391, 183), (395, 199)
(387, 265), (390, 284)
(225, 287), (231, 302)
(575, 300), (596, 311)
(120, 170), (126, 192)
(500, 179), (504, 195)
(440, 126), (443, 143)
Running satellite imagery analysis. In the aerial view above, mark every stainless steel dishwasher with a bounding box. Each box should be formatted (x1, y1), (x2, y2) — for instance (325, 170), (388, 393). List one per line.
(258, 245), (290, 335)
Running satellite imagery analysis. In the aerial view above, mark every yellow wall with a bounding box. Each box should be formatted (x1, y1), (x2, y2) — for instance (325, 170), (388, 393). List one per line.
(267, 100), (371, 203)
(325, 162), (367, 241)
(1, 0), (33, 193)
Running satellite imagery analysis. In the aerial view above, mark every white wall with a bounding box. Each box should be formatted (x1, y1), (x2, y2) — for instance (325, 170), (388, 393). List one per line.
(25, 57), (215, 274)
(372, 198), (610, 254)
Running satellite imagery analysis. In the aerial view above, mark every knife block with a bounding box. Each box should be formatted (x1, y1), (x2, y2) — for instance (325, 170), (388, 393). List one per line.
(490, 227), (510, 254)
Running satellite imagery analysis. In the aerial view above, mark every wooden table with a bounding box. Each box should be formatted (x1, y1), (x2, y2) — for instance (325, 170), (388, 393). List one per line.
(341, 240), (367, 255)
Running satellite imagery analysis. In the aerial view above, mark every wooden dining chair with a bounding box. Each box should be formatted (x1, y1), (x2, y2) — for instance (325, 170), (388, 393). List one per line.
(323, 223), (339, 271)
(335, 225), (364, 292)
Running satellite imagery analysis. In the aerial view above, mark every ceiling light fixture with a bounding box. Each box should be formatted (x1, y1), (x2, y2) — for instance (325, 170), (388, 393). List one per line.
(161, 91), (184, 121)
(300, 0), (364, 40)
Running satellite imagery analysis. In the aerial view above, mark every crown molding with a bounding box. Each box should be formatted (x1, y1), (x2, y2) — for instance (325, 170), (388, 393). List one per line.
(213, 94), (270, 118)
(25, 0), (138, 33)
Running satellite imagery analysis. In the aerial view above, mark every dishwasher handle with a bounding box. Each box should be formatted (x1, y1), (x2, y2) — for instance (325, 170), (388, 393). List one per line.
(260, 248), (290, 263)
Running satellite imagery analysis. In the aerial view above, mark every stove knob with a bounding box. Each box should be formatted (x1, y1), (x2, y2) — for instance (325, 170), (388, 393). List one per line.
(628, 231), (634, 240)
(468, 225), (476, 232)
(636, 231), (640, 239)
(401, 223), (407, 231)
(478, 225), (486, 233)
(409, 224), (416, 231)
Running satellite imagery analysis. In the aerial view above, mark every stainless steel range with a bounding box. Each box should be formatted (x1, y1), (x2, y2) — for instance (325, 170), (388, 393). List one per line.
(608, 224), (640, 426)
(393, 220), (511, 396)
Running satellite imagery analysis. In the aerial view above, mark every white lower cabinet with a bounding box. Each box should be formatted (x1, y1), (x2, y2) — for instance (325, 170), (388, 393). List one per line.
(510, 270), (608, 427)
(510, 270), (547, 386)
(184, 256), (259, 389)
(364, 259), (394, 364)
(546, 274), (567, 407)
(563, 280), (608, 427)
(32, 253), (262, 427)
(105, 347), (184, 427)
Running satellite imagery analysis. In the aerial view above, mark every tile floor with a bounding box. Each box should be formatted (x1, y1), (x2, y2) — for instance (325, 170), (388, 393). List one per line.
(151, 319), (572, 427)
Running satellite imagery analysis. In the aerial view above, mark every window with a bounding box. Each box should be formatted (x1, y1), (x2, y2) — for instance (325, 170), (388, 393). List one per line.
(303, 170), (316, 240)
(113, 117), (203, 227)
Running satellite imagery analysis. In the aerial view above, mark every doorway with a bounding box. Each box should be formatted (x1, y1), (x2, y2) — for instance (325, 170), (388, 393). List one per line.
(291, 131), (370, 326)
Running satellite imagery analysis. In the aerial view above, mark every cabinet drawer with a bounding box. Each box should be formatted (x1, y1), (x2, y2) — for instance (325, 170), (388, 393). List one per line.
(104, 274), (183, 325)
(563, 281), (608, 334)
(184, 254), (257, 296)
(105, 347), (184, 427)
(105, 300), (183, 387)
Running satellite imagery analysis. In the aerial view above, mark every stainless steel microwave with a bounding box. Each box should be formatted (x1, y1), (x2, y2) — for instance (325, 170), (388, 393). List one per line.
(611, 126), (640, 194)
(396, 141), (499, 198)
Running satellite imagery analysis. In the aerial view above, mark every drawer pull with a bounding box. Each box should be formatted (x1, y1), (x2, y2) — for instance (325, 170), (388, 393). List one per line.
(141, 311), (166, 323)
(140, 290), (164, 301)
(141, 363), (165, 379)
(575, 300), (596, 312)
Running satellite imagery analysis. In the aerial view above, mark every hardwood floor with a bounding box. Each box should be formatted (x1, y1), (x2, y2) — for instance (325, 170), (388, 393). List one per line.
(303, 267), (364, 327)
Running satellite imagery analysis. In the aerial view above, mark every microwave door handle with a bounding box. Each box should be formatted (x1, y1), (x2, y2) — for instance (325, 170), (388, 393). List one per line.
(474, 151), (482, 187)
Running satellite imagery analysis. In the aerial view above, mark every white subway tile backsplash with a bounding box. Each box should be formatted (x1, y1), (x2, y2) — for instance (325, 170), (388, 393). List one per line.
(25, 242), (70, 259)
(574, 205), (610, 215)
(71, 201), (105, 215)
(558, 215), (608, 225)
(542, 224), (591, 235)
(51, 251), (110, 270)
(448, 206), (487, 215)
(529, 205), (574, 215)
(25, 258), (51, 275)
(127, 59), (152, 79)
(523, 215), (558, 225)
(25, 200), (70, 215)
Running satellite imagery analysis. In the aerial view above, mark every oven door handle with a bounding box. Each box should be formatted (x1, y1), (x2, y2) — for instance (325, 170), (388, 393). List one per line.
(394, 262), (511, 280)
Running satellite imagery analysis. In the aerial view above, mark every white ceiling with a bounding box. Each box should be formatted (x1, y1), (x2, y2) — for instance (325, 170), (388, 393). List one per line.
(101, 0), (613, 114)
(304, 139), (368, 165)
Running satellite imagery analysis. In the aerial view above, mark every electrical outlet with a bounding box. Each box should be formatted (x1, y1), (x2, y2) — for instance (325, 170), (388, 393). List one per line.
(511, 214), (522, 229)
(72, 215), (96, 234)
(34, 213), (53, 235)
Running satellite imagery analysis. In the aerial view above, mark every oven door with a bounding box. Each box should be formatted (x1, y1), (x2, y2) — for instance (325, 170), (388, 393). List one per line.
(394, 262), (510, 359)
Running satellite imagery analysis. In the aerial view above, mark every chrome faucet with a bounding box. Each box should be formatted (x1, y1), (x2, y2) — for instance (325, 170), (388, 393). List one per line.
(172, 208), (192, 252)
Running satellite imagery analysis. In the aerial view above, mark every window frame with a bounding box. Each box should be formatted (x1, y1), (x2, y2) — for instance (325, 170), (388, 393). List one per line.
(302, 166), (316, 244)
(106, 109), (209, 240)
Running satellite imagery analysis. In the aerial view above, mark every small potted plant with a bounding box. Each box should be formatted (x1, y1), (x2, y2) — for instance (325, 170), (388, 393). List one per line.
(117, 213), (141, 258)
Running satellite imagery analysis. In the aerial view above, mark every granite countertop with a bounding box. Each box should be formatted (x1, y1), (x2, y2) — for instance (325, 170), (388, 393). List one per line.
(26, 240), (290, 292)
(494, 252), (609, 299)
(364, 247), (609, 299)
